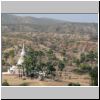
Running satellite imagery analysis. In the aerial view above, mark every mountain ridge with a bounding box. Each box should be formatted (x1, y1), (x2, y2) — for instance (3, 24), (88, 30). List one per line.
(1, 14), (98, 37)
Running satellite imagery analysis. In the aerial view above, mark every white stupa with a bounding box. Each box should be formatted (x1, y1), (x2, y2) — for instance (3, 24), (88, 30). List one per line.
(7, 43), (26, 74)
(17, 44), (26, 65)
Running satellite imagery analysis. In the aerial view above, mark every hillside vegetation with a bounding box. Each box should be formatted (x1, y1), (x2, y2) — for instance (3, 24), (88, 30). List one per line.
(2, 14), (98, 86)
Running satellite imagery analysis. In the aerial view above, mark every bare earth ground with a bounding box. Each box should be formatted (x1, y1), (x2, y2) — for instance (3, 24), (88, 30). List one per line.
(2, 74), (91, 86)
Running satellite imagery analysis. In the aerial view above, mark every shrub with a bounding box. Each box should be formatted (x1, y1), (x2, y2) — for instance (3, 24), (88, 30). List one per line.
(22, 77), (26, 80)
(79, 63), (92, 72)
(19, 82), (28, 86)
(2, 80), (9, 86)
(73, 69), (86, 74)
(73, 48), (78, 53)
(2, 67), (8, 72)
(89, 67), (98, 86)
(68, 82), (80, 86)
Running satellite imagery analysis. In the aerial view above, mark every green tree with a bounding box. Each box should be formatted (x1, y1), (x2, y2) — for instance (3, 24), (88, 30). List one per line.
(58, 60), (65, 77)
(89, 67), (98, 86)
(8, 50), (15, 65)
(23, 55), (34, 76)
(80, 53), (86, 62)
(58, 60), (65, 71)
(2, 59), (5, 65)
(46, 62), (56, 74)
(73, 58), (80, 67)
(3, 52), (9, 65)
(9, 50), (15, 58)
(79, 63), (92, 72)
(23, 48), (45, 77)
(46, 61), (56, 79)
(86, 51), (96, 61)
(3, 52), (9, 60)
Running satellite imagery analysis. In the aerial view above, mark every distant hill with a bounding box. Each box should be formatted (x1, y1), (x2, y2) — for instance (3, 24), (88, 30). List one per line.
(1, 14), (98, 37)
(2, 14), (65, 25)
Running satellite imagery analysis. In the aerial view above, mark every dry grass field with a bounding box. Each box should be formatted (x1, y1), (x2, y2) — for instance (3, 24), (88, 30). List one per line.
(2, 74), (91, 86)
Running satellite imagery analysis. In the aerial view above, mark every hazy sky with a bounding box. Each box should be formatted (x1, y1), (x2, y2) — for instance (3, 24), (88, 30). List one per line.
(14, 14), (98, 23)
